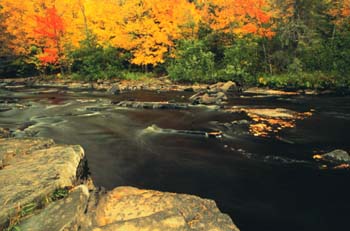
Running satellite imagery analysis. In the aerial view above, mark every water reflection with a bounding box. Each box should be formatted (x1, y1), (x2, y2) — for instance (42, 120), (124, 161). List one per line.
(227, 107), (313, 137)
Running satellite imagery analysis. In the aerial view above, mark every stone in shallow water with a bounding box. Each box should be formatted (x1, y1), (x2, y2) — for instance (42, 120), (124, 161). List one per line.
(314, 149), (350, 164)
(244, 87), (299, 95)
(211, 81), (238, 93)
(244, 108), (298, 119)
(115, 101), (189, 109)
(91, 186), (239, 231)
(108, 84), (121, 95)
(0, 138), (85, 227)
(18, 185), (89, 231)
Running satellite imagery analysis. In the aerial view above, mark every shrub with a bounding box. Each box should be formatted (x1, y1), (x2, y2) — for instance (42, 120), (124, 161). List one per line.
(218, 40), (259, 84)
(167, 40), (216, 83)
(257, 72), (349, 90)
(70, 39), (127, 81)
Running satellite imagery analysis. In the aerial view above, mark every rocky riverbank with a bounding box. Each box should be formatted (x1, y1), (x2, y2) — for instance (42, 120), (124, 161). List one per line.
(0, 138), (239, 231)
(0, 77), (209, 93)
(0, 76), (342, 96)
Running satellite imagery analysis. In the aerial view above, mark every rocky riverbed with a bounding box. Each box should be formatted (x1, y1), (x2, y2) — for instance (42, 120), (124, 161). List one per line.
(0, 138), (239, 231)
(0, 78), (349, 231)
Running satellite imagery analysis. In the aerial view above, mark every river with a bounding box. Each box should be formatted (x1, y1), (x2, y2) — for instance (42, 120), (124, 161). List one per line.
(1, 87), (349, 231)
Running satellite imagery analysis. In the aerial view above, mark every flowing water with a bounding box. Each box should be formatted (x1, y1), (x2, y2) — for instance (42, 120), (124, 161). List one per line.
(1, 87), (349, 231)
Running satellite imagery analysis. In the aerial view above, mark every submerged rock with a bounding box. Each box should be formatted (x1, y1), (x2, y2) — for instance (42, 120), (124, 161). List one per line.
(224, 107), (313, 137)
(142, 124), (223, 138)
(90, 186), (239, 231)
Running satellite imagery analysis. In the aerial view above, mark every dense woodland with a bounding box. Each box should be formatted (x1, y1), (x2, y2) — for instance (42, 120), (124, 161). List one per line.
(1, 0), (350, 89)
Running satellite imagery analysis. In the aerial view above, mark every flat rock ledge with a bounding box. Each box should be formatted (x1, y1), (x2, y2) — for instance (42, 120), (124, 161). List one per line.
(0, 138), (239, 231)
(114, 101), (189, 110)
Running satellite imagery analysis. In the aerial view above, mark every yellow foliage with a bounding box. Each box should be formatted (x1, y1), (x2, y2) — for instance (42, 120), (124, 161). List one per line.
(1, 0), (274, 66)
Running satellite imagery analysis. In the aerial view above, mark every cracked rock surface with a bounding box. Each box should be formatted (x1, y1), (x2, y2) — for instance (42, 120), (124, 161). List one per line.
(0, 138), (239, 231)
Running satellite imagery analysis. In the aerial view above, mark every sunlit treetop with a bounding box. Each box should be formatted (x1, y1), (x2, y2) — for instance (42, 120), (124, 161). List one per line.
(198, 0), (275, 38)
(1, 0), (275, 66)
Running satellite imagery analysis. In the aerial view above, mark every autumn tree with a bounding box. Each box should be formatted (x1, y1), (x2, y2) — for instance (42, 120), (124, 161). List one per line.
(1, 0), (350, 81)
(328, 0), (350, 36)
(0, 4), (12, 57)
(198, 0), (274, 39)
(34, 6), (65, 74)
(71, 0), (199, 68)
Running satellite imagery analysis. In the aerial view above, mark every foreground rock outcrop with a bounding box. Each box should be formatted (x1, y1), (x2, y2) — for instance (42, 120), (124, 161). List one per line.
(0, 138), (85, 229)
(0, 138), (239, 231)
(83, 187), (239, 231)
(18, 185), (90, 231)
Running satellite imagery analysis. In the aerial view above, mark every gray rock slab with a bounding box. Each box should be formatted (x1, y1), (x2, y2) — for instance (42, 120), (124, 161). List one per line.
(18, 185), (89, 231)
(0, 139), (85, 226)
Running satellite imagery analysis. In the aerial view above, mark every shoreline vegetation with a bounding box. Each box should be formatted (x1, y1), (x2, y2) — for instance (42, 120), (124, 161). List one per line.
(1, 0), (350, 91)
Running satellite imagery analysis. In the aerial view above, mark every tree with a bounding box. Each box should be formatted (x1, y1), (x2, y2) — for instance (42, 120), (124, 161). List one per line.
(328, 0), (350, 36)
(199, 0), (275, 39)
(0, 4), (12, 56)
(34, 6), (65, 74)
(85, 0), (200, 68)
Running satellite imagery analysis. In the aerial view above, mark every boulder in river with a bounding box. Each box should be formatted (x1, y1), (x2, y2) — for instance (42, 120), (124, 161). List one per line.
(108, 84), (121, 95)
(190, 92), (228, 105)
(313, 149), (350, 164)
(209, 81), (238, 93)
(189, 81), (237, 105)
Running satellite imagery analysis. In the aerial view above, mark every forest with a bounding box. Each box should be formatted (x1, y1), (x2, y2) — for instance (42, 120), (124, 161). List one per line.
(1, 0), (350, 89)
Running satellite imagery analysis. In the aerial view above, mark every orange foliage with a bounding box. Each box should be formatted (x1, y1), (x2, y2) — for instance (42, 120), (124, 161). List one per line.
(1, 0), (275, 66)
(199, 0), (275, 38)
(328, 0), (350, 26)
(34, 7), (64, 65)
(111, 0), (200, 66)
(37, 48), (59, 64)
(34, 7), (64, 39)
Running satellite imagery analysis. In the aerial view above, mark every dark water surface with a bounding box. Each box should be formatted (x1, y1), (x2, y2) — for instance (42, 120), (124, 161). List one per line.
(1, 87), (349, 231)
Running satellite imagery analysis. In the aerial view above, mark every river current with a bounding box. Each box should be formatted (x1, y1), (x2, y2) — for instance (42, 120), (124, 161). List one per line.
(1, 87), (349, 231)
